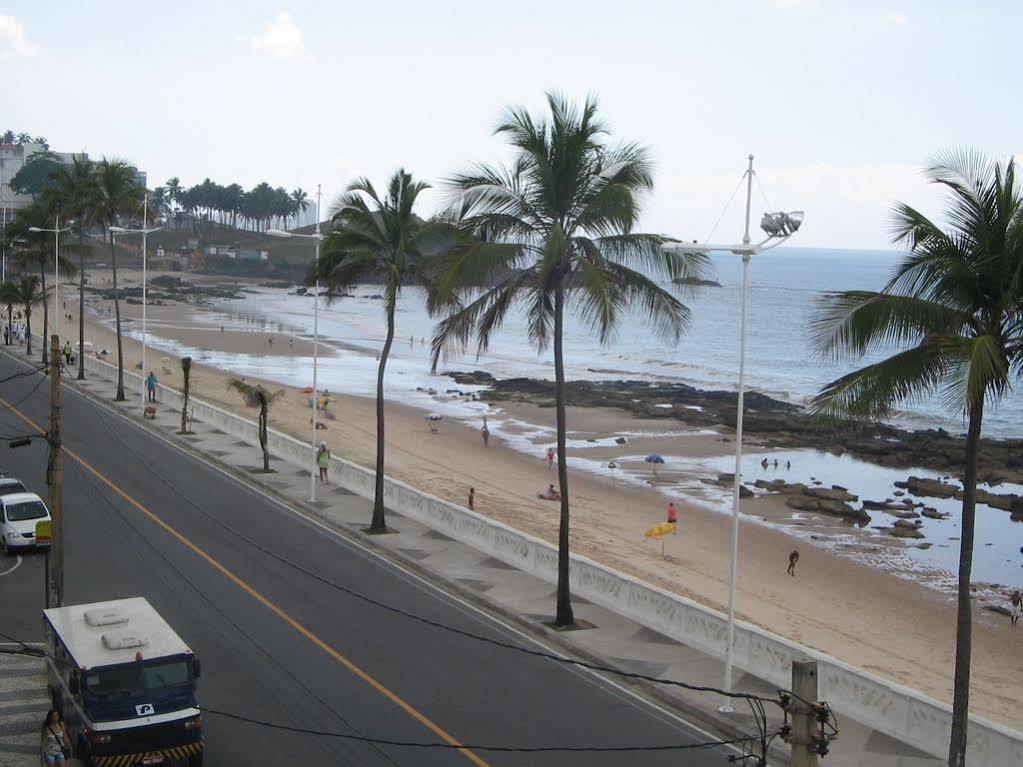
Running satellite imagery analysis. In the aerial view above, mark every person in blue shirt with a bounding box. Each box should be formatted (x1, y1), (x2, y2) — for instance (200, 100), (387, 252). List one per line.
(146, 371), (158, 403)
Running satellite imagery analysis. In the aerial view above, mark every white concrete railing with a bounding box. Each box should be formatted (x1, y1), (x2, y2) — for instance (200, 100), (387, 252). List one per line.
(74, 349), (1022, 766)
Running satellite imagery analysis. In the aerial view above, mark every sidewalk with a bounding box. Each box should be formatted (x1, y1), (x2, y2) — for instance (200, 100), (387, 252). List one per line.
(65, 370), (943, 766)
(0, 651), (48, 767)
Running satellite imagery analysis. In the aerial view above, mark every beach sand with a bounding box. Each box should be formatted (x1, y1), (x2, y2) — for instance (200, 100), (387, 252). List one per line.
(57, 269), (1023, 730)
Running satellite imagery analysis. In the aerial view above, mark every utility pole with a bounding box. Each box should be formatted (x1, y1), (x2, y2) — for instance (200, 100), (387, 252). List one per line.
(47, 334), (63, 608)
(791, 660), (820, 767)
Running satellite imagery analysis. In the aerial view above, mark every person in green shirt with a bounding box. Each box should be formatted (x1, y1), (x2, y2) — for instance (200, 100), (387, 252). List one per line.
(316, 441), (331, 482)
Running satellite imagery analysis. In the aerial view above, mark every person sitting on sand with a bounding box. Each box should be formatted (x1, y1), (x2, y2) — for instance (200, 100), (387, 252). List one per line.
(1011, 590), (1021, 627)
(787, 549), (800, 576)
(539, 484), (560, 501)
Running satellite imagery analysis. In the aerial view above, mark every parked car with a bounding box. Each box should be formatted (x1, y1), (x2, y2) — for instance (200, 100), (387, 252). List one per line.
(0, 477), (28, 496)
(0, 492), (51, 554)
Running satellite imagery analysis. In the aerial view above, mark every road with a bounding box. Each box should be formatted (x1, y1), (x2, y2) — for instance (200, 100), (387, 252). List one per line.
(0, 352), (743, 766)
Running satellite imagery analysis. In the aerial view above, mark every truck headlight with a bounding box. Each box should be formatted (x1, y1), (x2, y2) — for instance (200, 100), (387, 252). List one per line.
(91, 733), (111, 745)
(183, 715), (201, 730)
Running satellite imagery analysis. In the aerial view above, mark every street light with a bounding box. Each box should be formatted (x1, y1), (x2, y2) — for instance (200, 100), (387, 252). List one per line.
(267, 184), (323, 503)
(663, 155), (803, 709)
(110, 195), (163, 411)
(28, 218), (73, 346)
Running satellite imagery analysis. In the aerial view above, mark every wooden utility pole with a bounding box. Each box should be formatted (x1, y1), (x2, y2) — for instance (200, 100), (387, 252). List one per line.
(791, 660), (820, 767)
(47, 334), (63, 608)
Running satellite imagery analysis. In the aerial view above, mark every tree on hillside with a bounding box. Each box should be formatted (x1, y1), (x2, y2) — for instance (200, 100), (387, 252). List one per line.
(313, 169), (468, 532)
(810, 151), (1023, 767)
(47, 156), (98, 379)
(227, 379), (283, 472)
(431, 94), (707, 626)
(9, 152), (63, 199)
(94, 158), (142, 400)
(291, 188), (309, 228)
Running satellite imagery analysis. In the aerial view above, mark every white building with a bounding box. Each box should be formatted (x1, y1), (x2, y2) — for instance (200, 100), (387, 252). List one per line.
(0, 142), (89, 219)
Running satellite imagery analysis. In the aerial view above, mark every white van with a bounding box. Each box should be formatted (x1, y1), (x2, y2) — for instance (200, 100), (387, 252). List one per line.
(0, 491), (50, 554)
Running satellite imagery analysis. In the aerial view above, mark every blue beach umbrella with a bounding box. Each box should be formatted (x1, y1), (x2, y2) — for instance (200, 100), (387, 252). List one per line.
(644, 453), (665, 476)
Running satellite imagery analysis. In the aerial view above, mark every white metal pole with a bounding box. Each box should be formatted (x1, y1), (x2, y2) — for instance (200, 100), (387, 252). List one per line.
(142, 195), (148, 409)
(722, 155), (756, 705)
(310, 184), (321, 502)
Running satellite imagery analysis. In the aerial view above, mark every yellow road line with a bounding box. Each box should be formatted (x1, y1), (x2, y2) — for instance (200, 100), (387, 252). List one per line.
(2, 396), (490, 767)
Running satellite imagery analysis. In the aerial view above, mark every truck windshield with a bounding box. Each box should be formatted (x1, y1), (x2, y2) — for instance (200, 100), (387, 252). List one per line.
(5, 500), (46, 521)
(85, 660), (191, 694)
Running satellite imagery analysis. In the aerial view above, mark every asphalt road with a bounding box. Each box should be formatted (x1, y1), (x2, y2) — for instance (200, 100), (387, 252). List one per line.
(0, 351), (743, 766)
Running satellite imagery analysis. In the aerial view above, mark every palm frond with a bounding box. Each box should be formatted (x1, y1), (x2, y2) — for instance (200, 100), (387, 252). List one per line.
(939, 334), (1011, 413)
(811, 342), (950, 420)
(810, 291), (972, 360)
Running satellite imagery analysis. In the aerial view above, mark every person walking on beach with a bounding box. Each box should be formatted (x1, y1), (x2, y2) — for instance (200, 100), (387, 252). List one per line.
(1011, 590), (1022, 627)
(40, 709), (69, 765)
(667, 501), (679, 534)
(468, 487), (475, 510)
(787, 549), (800, 576)
(316, 441), (330, 482)
(546, 446), (556, 470)
(145, 371), (158, 403)
(481, 416), (490, 447)
(62, 341), (72, 365)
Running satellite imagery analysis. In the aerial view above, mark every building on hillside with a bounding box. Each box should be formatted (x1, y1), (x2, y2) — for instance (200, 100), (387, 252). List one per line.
(0, 142), (89, 220)
(238, 249), (269, 262)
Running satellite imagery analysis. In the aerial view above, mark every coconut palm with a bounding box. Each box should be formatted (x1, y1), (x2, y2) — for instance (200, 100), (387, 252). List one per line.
(227, 379), (283, 472)
(93, 159), (142, 400)
(0, 280), (17, 345)
(291, 188), (309, 228)
(431, 94), (707, 626)
(48, 156), (97, 379)
(181, 356), (192, 433)
(10, 276), (42, 357)
(810, 151), (1023, 767)
(313, 169), (466, 532)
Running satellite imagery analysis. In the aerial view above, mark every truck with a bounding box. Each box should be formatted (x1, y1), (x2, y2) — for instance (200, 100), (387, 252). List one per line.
(43, 597), (204, 767)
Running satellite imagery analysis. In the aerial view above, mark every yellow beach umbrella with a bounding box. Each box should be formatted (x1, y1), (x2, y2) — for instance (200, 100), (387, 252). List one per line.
(644, 521), (676, 559)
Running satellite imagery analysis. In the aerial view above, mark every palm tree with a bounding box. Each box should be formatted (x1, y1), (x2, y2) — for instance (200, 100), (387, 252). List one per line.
(0, 280), (17, 345)
(313, 169), (465, 532)
(291, 188), (309, 228)
(431, 94), (706, 626)
(49, 156), (97, 380)
(1, 130), (15, 145)
(11, 276), (42, 357)
(93, 159), (141, 400)
(181, 356), (192, 433)
(227, 380), (283, 472)
(810, 151), (1023, 767)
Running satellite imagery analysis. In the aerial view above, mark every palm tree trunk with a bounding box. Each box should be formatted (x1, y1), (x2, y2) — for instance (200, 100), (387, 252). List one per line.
(39, 265), (48, 366)
(78, 230), (86, 379)
(553, 282), (574, 627)
(369, 301), (396, 531)
(110, 234), (125, 400)
(260, 406), (269, 472)
(24, 307), (32, 357)
(5, 305), (11, 345)
(948, 399), (984, 767)
(181, 360), (191, 433)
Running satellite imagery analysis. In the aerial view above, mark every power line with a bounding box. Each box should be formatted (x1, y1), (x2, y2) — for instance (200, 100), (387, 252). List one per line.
(705, 171), (748, 244)
(200, 706), (775, 754)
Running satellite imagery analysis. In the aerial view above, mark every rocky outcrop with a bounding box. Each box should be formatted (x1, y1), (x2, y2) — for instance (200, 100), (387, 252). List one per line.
(921, 507), (949, 520)
(444, 372), (1023, 483)
(885, 520), (926, 539)
(785, 494), (869, 523)
(894, 476), (959, 498)
(673, 277), (723, 287)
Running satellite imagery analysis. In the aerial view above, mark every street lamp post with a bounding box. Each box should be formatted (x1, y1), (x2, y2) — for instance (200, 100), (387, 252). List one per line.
(268, 184), (323, 502)
(663, 155), (803, 708)
(111, 196), (162, 410)
(28, 217), (73, 352)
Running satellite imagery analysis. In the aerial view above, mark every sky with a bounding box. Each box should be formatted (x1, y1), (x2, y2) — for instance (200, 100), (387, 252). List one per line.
(2, 1), (1019, 249)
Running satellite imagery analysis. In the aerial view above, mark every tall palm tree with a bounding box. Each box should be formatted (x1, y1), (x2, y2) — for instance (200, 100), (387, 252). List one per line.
(431, 94), (706, 626)
(93, 159), (141, 400)
(227, 379), (283, 472)
(313, 169), (465, 532)
(48, 156), (97, 379)
(11, 276), (42, 357)
(291, 188), (309, 228)
(810, 151), (1023, 767)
